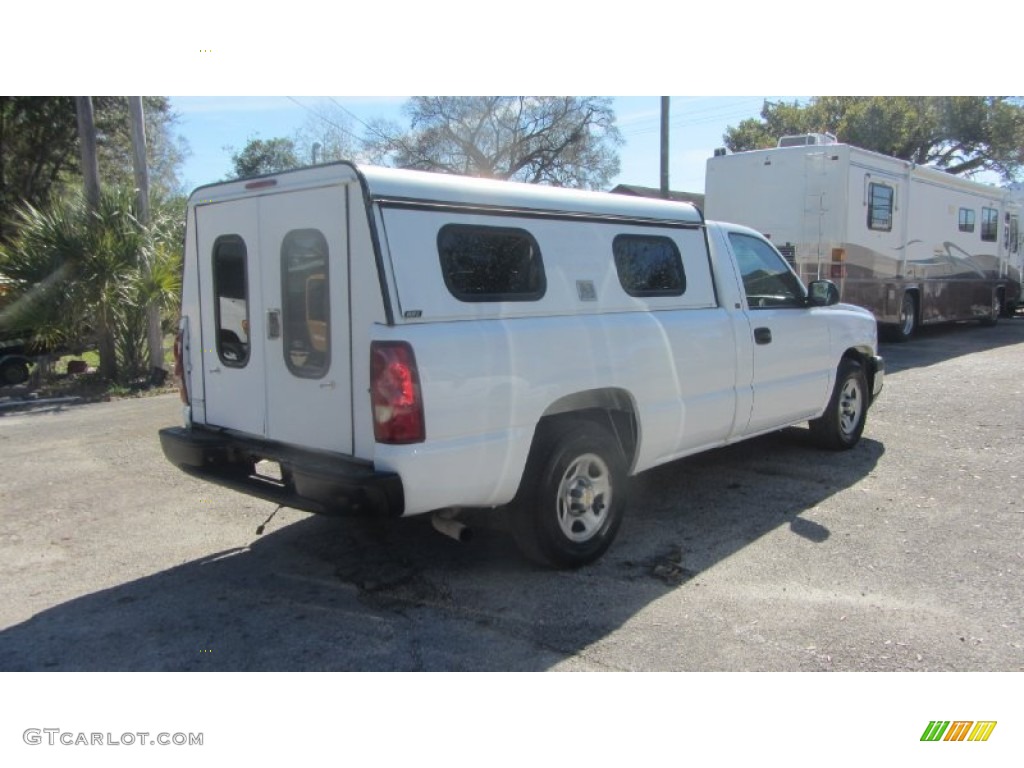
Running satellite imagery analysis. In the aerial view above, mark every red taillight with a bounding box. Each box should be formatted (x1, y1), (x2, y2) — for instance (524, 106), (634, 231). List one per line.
(370, 341), (425, 444)
(174, 330), (189, 405)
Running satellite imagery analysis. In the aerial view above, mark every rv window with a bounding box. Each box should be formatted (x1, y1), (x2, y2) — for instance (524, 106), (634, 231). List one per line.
(728, 232), (805, 309)
(981, 207), (998, 242)
(281, 229), (330, 379)
(958, 208), (975, 233)
(212, 235), (250, 368)
(437, 224), (546, 302)
(867, 183), (894, 232)
(612, 235), (686, 297)
(1009, 215), (1020, 254)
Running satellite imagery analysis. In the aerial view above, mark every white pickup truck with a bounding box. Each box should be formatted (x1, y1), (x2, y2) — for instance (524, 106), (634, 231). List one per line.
(159, 163), (883, 567)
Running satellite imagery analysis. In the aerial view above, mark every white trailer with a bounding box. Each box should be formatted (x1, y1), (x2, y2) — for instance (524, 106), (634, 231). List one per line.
(705, 136), (1024, 340)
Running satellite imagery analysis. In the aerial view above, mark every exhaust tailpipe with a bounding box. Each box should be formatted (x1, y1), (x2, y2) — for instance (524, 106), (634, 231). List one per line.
(432, 510), (472, 543)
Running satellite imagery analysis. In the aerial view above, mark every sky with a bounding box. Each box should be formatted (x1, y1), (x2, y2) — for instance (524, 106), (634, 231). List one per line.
(169, 95), (780, 194)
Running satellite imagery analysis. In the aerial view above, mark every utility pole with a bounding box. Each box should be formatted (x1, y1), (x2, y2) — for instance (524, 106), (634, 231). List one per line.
(75, 97), (101, 211)
(76, 96), (117, 381)
(129, 97), (165, 381)
(660, 97), (670, 200)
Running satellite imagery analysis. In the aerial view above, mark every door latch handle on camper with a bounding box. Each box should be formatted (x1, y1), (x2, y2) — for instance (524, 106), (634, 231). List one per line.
(319, 380), (337, 390)
(754, 327), (773, 345)
(267, 309), (281, 340)
(208, 366), (221, 374)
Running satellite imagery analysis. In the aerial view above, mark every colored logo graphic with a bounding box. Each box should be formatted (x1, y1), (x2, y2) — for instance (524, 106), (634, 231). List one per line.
(921, 721), (997, 742)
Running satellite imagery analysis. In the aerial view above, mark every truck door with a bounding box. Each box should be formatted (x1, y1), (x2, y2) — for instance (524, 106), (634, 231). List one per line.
(727, 230), (831, 434)
(195, 185), (353, 456)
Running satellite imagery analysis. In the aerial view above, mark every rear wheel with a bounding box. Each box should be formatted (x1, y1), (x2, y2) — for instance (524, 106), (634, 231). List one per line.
(979, 290), (1001, 327)
(508, 419), (627, 568)
(810, 358), (868, 450)
(887, 291), (917, 342)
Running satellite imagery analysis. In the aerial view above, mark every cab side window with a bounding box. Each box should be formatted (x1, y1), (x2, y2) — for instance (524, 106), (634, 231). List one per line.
(728, 232), (806, 309)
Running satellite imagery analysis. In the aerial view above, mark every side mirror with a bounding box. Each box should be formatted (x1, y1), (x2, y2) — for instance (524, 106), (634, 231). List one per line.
(807, 279), (840, 307)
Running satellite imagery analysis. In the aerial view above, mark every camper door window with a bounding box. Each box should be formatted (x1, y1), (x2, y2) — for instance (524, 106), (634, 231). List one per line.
(212, 235), (251, 367)
(281, 229), (330, 379)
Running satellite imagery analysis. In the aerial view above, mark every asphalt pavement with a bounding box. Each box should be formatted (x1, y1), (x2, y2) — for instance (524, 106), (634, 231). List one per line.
(0, 318), (1022, 671)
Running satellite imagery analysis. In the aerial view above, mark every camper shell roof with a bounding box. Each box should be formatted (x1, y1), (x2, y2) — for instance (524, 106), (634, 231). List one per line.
(188, 162), (705, 226)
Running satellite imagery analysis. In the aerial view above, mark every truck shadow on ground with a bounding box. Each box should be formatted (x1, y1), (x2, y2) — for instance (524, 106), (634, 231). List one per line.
(881, 315), (1024, 374)
(0, 429), (883, 671)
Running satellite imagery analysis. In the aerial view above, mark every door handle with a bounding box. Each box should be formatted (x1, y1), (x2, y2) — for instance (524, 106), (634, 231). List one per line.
(267, 309), (281, 340)
(754, 327), (772, 345)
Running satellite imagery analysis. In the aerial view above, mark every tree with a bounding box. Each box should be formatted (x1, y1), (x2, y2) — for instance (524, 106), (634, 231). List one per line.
(292, 103), (361, 165)
(93, 97), (189, 199)
(0, 97), (189, 244)
(0, 98), (80, 243)
(228, 137), (301, 179)
(0, 187), (182, 383)
(363, 96), (623, 189)
(723, 97), (1024, 182)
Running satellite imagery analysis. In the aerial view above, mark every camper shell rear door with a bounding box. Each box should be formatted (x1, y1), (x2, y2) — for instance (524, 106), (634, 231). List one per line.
(195, 181), (353, 456)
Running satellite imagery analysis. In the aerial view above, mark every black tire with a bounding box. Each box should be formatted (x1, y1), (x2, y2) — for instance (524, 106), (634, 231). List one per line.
(979, 290), (1001, 327)
(809, 358), (868, 450)
(885, 291), (917, 342)
(508, 419), (627, 568)
(0, 358), (30, 386)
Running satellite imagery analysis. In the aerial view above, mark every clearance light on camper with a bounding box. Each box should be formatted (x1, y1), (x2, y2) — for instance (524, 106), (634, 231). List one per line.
(371, 341), (425, 444)
(244, 179), (278, 191)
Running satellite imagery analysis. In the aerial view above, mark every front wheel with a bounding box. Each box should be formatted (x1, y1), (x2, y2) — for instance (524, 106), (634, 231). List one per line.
(810, 358), (868, 450)
(508, 419), (628, 568)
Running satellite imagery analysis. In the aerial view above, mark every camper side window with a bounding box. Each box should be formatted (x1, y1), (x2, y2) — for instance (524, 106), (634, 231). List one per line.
(437, 224), (546, 302)
(613, 234), (686, 297)
(212, 236), (250, 367)
(867, 183), (894, 232)
(981, 208), (998, 242)
(281, 229), (330, 379)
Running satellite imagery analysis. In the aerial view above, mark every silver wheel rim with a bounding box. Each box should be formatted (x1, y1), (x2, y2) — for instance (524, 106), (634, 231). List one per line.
(556, 453), (612, 543)
(900, 295), (914, 336)
(838, 376), (864, 437)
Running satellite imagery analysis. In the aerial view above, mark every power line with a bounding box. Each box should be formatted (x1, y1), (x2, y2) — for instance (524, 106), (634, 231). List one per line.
(286, 96), (364, 143)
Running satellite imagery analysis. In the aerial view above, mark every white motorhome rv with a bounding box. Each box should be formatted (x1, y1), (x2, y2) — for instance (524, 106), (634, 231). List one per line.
(160, 163), (882, 567)
(704, 136), (1024, 340)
